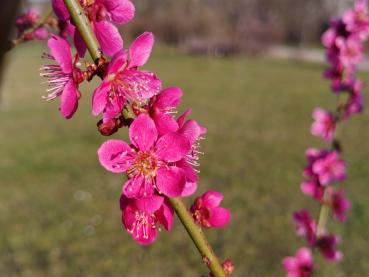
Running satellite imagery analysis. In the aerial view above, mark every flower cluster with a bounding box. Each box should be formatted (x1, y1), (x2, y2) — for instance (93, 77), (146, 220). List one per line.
(283, 1), (369, 275)
(40, 0), (231, 246)
(14, 8), (49, 44)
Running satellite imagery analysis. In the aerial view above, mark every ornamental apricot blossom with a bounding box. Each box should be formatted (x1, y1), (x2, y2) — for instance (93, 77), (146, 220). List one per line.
(120, 194), (173, 245)
(190, 191), (231, 228)
(40, 35), (84, 119)
(92, 32), (161, 120)
(98, 114), (191, 199)
(311, 108), (336, 141)
(283, 247), (314, 277)
(52, 0), (135, 56)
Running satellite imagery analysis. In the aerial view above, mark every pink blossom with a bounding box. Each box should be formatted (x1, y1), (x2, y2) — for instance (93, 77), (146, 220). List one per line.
(176, 109), (207, 196)
(300, 180), (324, 201)
(190, 191), (231, 228)
(34, 27), (49, 40)
(317, 234), (343, 262)
(311, 108), (336, 141)
(312, 151), (347, 186)
(98, 114), (191, 198)
(336, 35), (364, 67)
(52, 0), (135, 56)
(92, 32), (161, 120)
(293, 210), (317, 246)
(40, 36), (84, 119)
(344, 80), (364, 119)
(282, 247), (314, 277)
(120, 194), (173, 245)
(330, 189), (351, 222)
(149, 87), (183, 136)
(343, 0), (369, 39)
(303, 149), (346, 186)
(16, 8), (40, 35)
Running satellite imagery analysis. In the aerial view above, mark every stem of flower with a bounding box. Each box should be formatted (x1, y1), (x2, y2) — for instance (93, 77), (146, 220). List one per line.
(63, 0), (102, 62)
(168, 198), (226, 277)
(316, 189), (330, 237)
(63, 1), (227, 276)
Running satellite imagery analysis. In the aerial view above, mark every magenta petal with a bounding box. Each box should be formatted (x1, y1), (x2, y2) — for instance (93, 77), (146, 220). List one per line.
(208, 207), (231, 228)
(135, 195), (164, 213)
(202, 191), (224, 208)
(122, 175), (149, 198)
(94, 21), (123, 56)
(156, 200), (174, 231)
(177, 108), (192, 127)
(92, 81), (109, 116)
(154, 113), (179, 136)
(47, 35), (72, 73)
(282, 257), (298, 271)
(74, 30), (87, 57)
(60, 80), (78, 119)
(155, 133), (191, 163)
(129, 32), (154, 68)
(129, 114), (158, 151)
(107, 50), (128, 74)
(179, 119), (203, 145)
(98, 139), (134, 173)
(103, 0), (135, 24)
(177, 160), (198, 183)
(156, 167), (186, 197)
(181, 182), (198, 197)
(52, 0), (70, 20)
(154, 87), (183, 110)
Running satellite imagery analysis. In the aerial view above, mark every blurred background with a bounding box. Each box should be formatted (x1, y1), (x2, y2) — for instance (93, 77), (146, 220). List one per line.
(1, 0), (369, 276)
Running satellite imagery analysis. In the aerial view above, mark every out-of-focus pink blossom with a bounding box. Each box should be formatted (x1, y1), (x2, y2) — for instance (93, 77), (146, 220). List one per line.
(293, 210), (317, 246)
(317, 234), (343, 262)
(282, 247), (314, 277)
(312, 151), (347, 186)
(330, 189), (351, 222)
(311, 108), (336, 141)
(300, 180), (324, 201)
(190, 191), (231, 228)
(343, 0), (369, 39)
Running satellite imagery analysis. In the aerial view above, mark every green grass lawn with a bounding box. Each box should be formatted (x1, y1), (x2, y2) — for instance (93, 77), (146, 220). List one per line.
(1, 43), (369, 276)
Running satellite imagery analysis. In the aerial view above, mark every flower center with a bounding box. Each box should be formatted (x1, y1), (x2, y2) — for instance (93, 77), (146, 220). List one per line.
(127, 211), (157, 239)
(132, 151), (158, 178)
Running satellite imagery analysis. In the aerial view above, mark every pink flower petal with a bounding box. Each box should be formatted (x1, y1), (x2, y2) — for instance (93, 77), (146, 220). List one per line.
(92, 81), (109, 116)
(107, 50), (128, 74)
(122, 175), (154, 198)
(155, 133), (191, 163)
(202, 191), (224, 208)
(74, 30), (87, 58)
(94, 21), (123, 56)
(179, 119), (204, 145)
(60, 80), (78, 119)
(103, 0), (135, 24)
(52, 0), (70, 21)
(181, 182), (198, 197)
(156, 200), (174, 231)
(154, 113), (179, 136)
(129, 114), (158, 151)
(47, 35), (72, 73)
(208, 207), (231, 228)
(156, 167), (186, 197)
(129, 32), (154, 68)
(135, 195), (164, 213)
(154, 87), (183, 111)
(98, 139), (134, 173)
